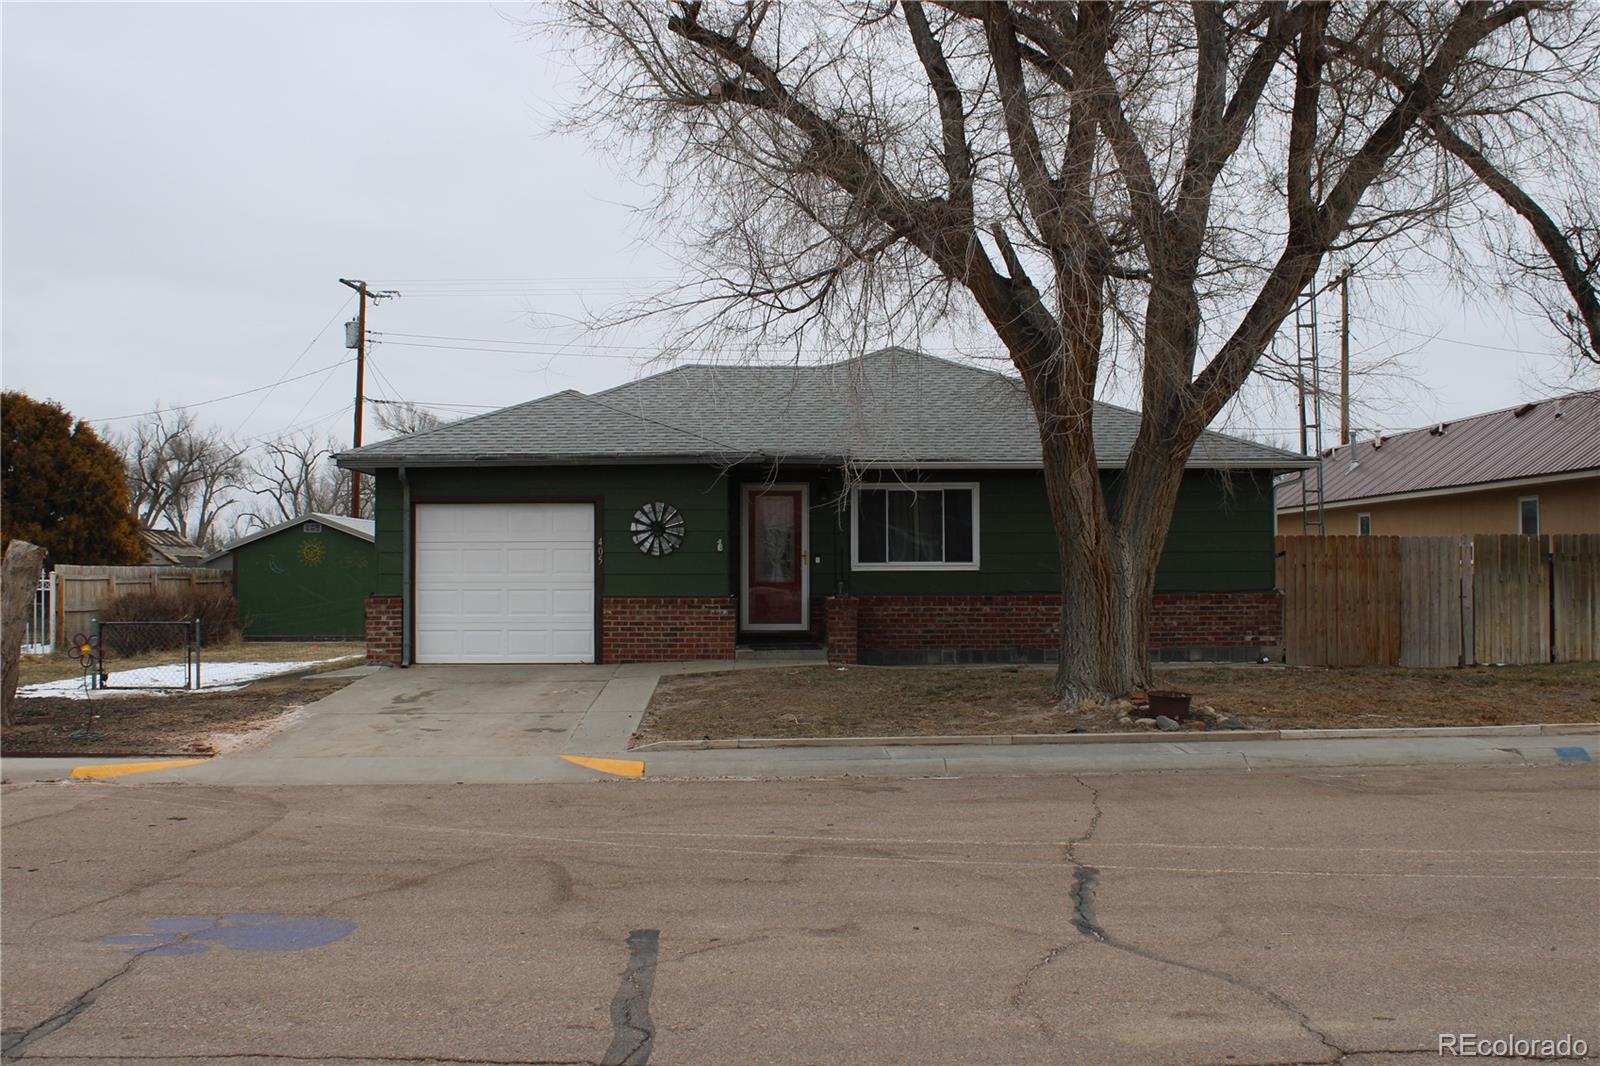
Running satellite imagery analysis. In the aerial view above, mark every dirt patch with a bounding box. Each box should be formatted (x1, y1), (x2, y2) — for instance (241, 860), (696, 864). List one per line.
(637, 662), (1600, 742)
(1, 674), (359, 756)
(17, 641), (365, 687)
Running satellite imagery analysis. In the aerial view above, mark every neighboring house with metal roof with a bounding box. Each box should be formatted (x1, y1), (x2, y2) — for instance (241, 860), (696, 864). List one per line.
(1277, 390), (1600, 537)
(142, 527), (208, 567)
(204, 513), (376, 640)
(336, 348), (1312, 667)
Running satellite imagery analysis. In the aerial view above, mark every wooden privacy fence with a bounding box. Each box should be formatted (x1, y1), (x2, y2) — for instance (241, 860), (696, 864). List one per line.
(1277, 534), (1600, 667)
(50, 564), (228, 644)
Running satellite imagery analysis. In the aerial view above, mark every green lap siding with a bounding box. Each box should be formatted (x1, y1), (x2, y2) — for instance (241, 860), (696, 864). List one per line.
(234, 528), (376, 639)
(373, 464), (1276, 600)
(373, 466), (733, 598)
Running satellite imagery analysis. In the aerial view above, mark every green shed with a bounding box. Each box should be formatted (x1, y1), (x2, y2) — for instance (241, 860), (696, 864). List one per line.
(207, 513), (376, 640)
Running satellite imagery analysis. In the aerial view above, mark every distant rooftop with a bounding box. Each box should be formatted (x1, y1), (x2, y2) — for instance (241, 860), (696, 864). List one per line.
(1277, 390), (1600, 509)
(338, 348), (1309, 472)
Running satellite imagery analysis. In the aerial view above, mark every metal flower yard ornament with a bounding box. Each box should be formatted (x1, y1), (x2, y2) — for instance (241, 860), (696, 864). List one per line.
(631, 502), (684, 557)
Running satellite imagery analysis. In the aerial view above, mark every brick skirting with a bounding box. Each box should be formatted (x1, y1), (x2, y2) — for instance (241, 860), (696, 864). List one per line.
(825, 591), (1282, 665)
(602, 596), (737, 663)
(365, 595), (403, 666)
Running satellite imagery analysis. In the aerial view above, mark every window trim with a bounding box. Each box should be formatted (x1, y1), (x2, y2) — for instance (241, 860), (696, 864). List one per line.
(1356, 513), (1371, 536)
(1518, 495), (1540, 536)
(849, 482), (981, 572)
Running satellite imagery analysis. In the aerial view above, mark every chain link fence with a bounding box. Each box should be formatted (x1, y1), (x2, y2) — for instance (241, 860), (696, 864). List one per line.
(91, 620), (203, 690)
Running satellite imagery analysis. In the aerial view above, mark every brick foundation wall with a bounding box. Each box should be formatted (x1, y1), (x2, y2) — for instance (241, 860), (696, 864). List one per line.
(825, 597), (860, 664)
(848, 591), (1282, 665)
(1148, 591), (1283, 655)
(602, 596), (737, 663)
(365, 595), (403, 666)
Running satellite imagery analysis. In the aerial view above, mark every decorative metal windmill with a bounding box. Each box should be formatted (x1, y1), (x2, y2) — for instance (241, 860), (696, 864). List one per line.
(631, 502), (685, 556)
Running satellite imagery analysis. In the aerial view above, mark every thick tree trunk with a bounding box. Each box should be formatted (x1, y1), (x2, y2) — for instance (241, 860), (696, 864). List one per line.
(1040, 419), (1192, 708)
(2, 540), (47, 728)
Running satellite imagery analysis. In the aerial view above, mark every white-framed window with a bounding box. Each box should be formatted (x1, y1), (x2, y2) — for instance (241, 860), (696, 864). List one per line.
(302, 521), (323, 534)
(1357, 513), (1372, 536)
(1518, 496), (1540, 535)
(850, 483), (979, 571)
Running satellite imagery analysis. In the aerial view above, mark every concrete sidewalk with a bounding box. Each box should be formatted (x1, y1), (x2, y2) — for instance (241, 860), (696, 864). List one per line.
(5, 731), (1593, 785)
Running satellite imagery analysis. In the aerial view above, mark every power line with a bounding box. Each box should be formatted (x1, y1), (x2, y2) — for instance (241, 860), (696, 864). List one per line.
(95, 358), (355, 424)
(237, 294), (355, 428)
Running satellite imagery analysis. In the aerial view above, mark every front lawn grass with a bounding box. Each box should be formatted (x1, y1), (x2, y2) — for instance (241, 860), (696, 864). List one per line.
(637, 662), (1600, 742)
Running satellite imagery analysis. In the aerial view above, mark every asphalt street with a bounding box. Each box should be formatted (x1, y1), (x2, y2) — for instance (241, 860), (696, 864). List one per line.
(2, 764), (1597, 1065)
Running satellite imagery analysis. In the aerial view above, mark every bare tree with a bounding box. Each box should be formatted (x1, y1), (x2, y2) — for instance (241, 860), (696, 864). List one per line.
(244, 434), (367, 529)
(370, 399), (449, 437)
(119, 408), (247, 550)
(553, 1), (1600, 703)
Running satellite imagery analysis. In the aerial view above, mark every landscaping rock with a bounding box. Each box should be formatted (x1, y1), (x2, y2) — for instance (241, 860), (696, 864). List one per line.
(1215, 716), (1249, 730)
(1134, 718), (1158, 730)
(1154, 715), (1180, 731)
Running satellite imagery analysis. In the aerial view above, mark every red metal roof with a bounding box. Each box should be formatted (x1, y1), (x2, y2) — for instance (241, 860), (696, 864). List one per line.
(1276, 390), (1600, 508)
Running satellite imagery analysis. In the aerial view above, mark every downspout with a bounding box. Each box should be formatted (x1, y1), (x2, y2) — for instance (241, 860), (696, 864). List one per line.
(399, 466), (413, 667)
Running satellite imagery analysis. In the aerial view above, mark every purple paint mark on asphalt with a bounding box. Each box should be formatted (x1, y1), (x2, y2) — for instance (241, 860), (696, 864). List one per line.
(193, 917), (358, 952)
(98, 913), (357, 956)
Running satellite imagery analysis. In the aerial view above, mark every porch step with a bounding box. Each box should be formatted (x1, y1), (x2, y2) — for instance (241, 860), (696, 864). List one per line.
(735, 644), (826, 662)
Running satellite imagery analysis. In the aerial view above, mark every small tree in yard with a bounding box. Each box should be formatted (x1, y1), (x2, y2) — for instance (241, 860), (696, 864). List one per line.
(1, 392), (145, 565)
(554, 1), (1600, 704)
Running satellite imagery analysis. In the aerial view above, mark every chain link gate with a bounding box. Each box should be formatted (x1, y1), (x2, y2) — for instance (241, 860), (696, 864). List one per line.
(90, 619), (204, 690)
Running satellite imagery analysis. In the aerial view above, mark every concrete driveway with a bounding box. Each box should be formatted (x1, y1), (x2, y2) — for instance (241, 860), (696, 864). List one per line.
(245, 665), (637, 758)
(169, 664), (665, 785)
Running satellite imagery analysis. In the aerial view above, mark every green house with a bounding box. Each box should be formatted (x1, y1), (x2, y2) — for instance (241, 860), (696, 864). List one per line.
(206, 513), (376, 640)
(336, 349), (1312, 666)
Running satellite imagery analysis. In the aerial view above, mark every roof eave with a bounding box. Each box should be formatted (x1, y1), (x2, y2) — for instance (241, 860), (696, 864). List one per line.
(337, 452), (1315, 473)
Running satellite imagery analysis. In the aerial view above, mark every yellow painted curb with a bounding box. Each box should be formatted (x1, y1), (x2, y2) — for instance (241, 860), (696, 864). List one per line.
(69, 758), (210, 781)
(561, 754), (646, 779)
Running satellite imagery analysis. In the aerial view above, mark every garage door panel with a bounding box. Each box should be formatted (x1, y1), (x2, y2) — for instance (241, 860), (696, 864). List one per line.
(551, 547), (593, 575)
(507, 547), (551, 577)
(415, 503), (595, 664)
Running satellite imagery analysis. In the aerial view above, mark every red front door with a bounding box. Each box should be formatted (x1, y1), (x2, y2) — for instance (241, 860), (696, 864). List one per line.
(745, 487), (806, 629)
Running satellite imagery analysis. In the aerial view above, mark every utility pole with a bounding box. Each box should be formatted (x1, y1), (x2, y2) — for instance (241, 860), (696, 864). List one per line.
(339, 278), (398, 519)
(1339, 267), (1352, 447)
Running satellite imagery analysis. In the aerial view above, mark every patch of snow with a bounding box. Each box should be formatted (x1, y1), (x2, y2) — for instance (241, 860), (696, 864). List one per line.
(18, 657), (360, 700)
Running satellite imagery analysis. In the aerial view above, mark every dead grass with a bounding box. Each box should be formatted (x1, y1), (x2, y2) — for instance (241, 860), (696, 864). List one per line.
(17, 641), (364, 687)
(1, 673), (359, 756)
(637, 662), (1600, 742)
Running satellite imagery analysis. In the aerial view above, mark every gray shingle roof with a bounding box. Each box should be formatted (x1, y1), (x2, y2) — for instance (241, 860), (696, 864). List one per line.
(337, 348), (1309, 470)
(1277, 389), (1600, 509)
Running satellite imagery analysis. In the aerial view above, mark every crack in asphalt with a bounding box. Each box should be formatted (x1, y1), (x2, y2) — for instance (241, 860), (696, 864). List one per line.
(28, 791), (289, 929)
(1007, 775), (1107, 1037)
(1052, 776), (1352, 1063)
(601, 929), (659, 1066)
(0, 946), (148, 1062)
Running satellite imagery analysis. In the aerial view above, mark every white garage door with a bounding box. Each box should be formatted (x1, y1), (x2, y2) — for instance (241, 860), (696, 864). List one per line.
(414, 503), (595, 664)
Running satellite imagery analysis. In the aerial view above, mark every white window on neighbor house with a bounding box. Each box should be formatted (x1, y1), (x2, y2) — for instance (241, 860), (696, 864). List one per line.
(851, 484), (979, 570)
(303, 521), (324, 534)
(1357, 513), (1372, 536)
(1519, 496), (1540, 535)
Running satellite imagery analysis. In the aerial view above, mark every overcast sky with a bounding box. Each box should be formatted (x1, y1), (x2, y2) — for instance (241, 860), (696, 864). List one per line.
(1, 3), (1583, 454)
